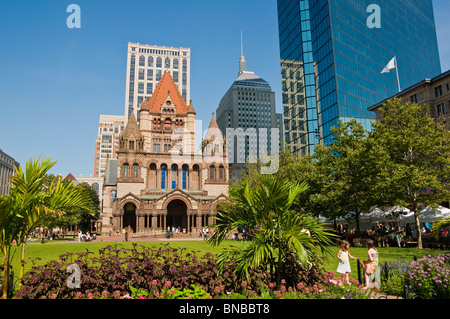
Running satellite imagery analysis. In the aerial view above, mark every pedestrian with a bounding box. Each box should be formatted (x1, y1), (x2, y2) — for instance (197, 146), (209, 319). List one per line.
(336, 240), (358, 285)
(363, 239), (381, 289)
(405, 223), (412, 237)
(78, 230), (82, 243)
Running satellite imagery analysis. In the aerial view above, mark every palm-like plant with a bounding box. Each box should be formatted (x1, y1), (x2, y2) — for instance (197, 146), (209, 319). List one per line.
(0, 157), (93, 298)
(209, 175), (336, 286)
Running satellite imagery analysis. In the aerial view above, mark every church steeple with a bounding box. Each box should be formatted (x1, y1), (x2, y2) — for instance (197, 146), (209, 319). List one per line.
(239, 30), (246, 75)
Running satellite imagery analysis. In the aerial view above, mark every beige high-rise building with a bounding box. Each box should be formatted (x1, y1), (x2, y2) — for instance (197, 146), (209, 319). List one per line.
(124, 42), (191, 123)
(94, 114), (125, 177)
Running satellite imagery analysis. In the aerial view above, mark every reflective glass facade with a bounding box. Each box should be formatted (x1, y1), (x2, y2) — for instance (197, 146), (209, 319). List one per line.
(277, 0), (441, 155)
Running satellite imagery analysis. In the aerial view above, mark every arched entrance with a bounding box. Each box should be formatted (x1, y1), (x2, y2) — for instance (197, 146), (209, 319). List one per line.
(166, 199), (187, 231)
(123, 203), (137, 233)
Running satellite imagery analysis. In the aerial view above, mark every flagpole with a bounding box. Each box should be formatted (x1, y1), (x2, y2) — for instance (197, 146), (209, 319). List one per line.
(394, 56), (401, 92)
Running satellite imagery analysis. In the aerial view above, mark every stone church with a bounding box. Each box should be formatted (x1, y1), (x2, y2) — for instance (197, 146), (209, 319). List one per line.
(102, 72), (229, 235)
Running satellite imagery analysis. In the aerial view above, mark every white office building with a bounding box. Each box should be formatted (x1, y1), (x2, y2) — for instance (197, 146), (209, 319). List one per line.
(124, 42), (191, 123)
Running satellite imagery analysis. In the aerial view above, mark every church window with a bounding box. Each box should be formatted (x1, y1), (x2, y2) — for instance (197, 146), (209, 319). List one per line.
(182, 165), (188, 189)
(171, 164), (177, 189)
(123, 163), (129, 178)
(209, 165), (215, 180)
(219, 165), (224, 180)
(161, 164), (167, 189)
(110, 190), (116, 206)
(133, 164), (139, 178)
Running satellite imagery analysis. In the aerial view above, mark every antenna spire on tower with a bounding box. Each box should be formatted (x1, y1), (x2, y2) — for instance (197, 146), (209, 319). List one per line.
(239, 30), (246, 74)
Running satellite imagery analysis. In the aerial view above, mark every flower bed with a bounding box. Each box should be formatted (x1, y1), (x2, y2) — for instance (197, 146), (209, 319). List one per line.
(406, 254), (450, 299)
(380, 254), (450, 299)
(15, 243), (372, 299)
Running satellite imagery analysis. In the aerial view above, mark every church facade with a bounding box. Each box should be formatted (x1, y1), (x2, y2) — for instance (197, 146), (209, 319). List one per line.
(102, 72), (229, 234)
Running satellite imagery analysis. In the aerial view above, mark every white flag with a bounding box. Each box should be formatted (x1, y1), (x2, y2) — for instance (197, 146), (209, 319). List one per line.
(381, 57), (396, 73)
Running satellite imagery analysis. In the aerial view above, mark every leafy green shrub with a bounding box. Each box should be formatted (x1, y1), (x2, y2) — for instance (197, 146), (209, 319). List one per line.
(381, 274), (405, 297)
(380, 258), (409, 297)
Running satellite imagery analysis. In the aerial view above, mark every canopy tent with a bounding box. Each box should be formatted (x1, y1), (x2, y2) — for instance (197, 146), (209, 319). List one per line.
(363, 206), (410, 223)
(334, 206), (409, 226)
(400, 205), (450, 225)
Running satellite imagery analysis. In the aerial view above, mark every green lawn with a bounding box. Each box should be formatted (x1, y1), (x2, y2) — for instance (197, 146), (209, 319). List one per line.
(4, 238), (450, 282)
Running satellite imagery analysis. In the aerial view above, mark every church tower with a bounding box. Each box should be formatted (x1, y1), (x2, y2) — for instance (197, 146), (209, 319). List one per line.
(103, 71), (228, 235)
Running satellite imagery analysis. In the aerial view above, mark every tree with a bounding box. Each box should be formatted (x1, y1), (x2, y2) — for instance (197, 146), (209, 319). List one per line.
(371, 98), (450, 249)
(208, 175), (336, 286)
(309, 119), (389, 232)
(42, 181), (100, 234)
(0, 157), (93, 298)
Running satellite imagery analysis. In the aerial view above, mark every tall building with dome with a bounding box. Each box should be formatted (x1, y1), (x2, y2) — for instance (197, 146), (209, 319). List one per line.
(102, 71), (228, 235)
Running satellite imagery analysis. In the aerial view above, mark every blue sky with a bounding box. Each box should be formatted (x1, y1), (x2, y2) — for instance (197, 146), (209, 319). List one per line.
(0, 0), (449, 177)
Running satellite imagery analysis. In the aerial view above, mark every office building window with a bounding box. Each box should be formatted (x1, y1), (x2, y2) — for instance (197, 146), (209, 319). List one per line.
(147, 83), (153, 95)
(435, 85), (443, 97)
(139, 55), (145, 66)
(437, 103), (446, 115)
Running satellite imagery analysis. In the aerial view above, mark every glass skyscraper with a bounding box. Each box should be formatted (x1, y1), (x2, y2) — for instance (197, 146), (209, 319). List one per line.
(277, 0), (441, 156)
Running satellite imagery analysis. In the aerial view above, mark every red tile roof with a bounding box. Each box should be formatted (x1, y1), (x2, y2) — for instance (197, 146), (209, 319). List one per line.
(142, 71), (189, 114)
(64, 173), (77, 181)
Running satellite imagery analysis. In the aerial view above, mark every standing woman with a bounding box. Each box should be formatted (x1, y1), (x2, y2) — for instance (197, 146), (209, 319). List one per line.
(364, 239), (381, 289)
